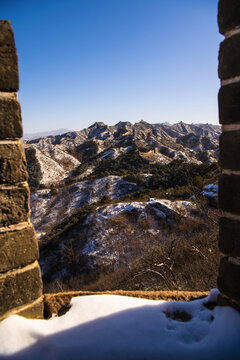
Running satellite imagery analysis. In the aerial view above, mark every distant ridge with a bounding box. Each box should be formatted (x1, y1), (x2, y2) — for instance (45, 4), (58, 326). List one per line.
(24, 120), (220, 187)
(23, 128), (71, 140)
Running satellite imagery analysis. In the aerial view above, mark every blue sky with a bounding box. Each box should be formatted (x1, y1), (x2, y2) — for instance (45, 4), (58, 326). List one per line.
(2, 0), (223, 133)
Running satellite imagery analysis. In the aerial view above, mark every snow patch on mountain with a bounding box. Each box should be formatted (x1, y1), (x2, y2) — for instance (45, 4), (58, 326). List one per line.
(81, 199), (195, 267)
(24, 121), (221, 186)
(30, 176), (139, 237)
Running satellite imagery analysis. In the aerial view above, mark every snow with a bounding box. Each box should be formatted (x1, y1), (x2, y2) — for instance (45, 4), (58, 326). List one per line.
(31, 176), (137, 237)
(0, 290), (240, 360)
(99, 147), (129, 161)
(78, 198), (195, 267)
(201, 184), (218, 198)
(25, 144), (80, 186)
(96, 199), (193, 220)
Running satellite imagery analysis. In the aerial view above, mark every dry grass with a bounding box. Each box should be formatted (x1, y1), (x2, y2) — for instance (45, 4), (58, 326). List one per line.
(44, 290), (209, 318)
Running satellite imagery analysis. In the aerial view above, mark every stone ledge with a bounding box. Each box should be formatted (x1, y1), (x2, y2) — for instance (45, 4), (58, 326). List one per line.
(219, 34), (240, 80)
(0, 142), (27, 184)
(219, 82), (240, 124)
(218, 257), (240, 302)
(218, 0), (240, 35)
(0, 226), (39, 273)
(0, 183), (30, 227)
(219, 217), (240, 257)
(217, 293), (240, 312)
(0, 97), (22, 139)
(219, 174), (240, 215)
(0, 262), (43, 318)
(219, 130), (240, 170)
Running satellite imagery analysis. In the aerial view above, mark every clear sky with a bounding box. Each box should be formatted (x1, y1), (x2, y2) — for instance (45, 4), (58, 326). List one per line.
(2, 0), (223, 133)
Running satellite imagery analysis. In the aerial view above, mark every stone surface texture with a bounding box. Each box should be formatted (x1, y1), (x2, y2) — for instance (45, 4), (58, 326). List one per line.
(218, 0), (240, 34)
(0, 226), (39, 273)
(218, 0), (240, 309)
(219, 217), (240, 257)
(0, 263), (43, 318)
(219, 174), (240, 215)
(0, 142), (27, 183)
(219, 34), (240, 80)
(0, 20), (43, 320)
(218, 257), (240, 302)
(218, 82), (240, 124)
(16, 299), (44, 319)
(0, 97), (22, 139)
(219, 130), (240, 170)
(0, 185), (30, 227)
(0, 21), (19, 91)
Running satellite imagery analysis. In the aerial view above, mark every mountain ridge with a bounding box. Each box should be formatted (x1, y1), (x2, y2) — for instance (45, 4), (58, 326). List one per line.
(24, 121), (220, 188)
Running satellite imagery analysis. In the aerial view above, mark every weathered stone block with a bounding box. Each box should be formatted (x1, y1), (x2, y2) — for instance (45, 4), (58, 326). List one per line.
(0, 226), (39, 273)
(218, 257), (240, 301)
(0, 21), (19, 91)
(0, 184), (30, 226)
(219, 174), (240, 215)
(219, 217), (240, 257)
(219, 131), (240, 170)
(218, 0), (240, 35)
(219, 34), (240, 80)
(218, 82), (240, 124)
(0, 142), (27, 184)
(0, 263), (42, 317)
(0, 97), (22, 139)
(16, 298), (43, 319)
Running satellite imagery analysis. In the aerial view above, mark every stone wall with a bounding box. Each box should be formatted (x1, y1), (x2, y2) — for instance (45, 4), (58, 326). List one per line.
(0, 2), (239, 320)
(0, 20), (43, 320)
(218, 0), (240, 308)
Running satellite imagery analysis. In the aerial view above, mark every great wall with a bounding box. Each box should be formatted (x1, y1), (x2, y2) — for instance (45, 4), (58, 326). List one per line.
(0, 0), (239, 320)
(0, 20), (43, 320)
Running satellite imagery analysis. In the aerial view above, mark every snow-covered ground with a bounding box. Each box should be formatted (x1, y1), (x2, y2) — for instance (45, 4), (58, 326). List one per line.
(31, 176), (194, 240)
(0, 290), (239, 360)
(81, 199), (194, 268)
(30, 176), (139, 237)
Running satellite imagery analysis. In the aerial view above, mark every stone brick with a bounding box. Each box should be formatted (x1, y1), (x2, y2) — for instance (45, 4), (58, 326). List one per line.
(0, 263), (42, 317)
(218, 0), (240, 35)
(219, 174), (240, 215)
(16, 298), (43, 319)
(218, 257), (240, 302)
(217, 293), (240, 311)
(219, 217), (240, 257)
(219, 131), (240, 170)
(0, 97), (22, 139)
(218, 34), (240, 80)
(218, 82), (240, 124)
(0, 184), (30, 227)
(0, 142), (27, 184)
(0, 21), (19, 91)
(0, 226), (39, 273)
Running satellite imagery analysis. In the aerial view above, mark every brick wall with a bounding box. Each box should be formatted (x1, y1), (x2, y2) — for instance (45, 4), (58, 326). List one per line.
(0, 20), (43, 320)
(218, 0), (240, 307)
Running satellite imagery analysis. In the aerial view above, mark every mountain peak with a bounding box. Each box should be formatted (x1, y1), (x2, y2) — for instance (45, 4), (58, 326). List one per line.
(89, 122), (106, 129)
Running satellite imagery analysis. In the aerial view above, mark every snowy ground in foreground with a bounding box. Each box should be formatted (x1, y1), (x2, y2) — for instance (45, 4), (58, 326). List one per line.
(0, 290), (240, 360)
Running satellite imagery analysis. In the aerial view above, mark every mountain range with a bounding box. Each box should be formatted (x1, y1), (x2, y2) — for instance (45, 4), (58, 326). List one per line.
(24, 121), (220, 188)
(25, 121), (220, 293)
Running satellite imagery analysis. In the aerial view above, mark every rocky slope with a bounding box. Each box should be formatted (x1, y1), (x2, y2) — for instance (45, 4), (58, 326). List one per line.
(24, 121), (220, 187)
(26, 121), (220, 292)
